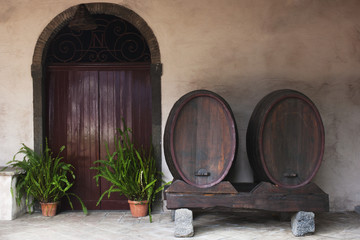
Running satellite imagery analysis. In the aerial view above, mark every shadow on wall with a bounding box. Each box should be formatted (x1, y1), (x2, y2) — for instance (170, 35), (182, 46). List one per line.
(211, 77), (344, 186)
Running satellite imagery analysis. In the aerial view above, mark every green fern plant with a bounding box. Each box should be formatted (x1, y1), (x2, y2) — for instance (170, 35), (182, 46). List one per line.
(4, 140), (87, 215)
(92, 123), (170, 222)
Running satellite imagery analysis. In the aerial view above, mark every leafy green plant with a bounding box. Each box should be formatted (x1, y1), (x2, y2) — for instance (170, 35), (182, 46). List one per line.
(4, 140), (87, 215)
(92, 123), (170, 222)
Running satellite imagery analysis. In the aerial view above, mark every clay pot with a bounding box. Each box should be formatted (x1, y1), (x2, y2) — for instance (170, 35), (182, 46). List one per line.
(40, 202), (59, 217)
(128, 200), (149, 217)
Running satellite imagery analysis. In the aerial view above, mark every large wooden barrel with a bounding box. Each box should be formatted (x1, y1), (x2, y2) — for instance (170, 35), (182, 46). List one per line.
(164, 90), (237, 188)
(246, 89), (325, 189)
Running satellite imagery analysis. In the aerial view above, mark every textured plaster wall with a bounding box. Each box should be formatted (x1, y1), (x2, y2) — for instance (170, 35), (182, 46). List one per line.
(0, 0), (360, 211)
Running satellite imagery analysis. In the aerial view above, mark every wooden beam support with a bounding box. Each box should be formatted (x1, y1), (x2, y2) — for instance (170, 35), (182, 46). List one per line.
(166, 181), (329, 213)
(166, 180), (238, 194)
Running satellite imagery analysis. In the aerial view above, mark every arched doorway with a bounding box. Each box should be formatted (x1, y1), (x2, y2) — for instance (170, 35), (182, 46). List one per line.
(31, 3), (162, 210)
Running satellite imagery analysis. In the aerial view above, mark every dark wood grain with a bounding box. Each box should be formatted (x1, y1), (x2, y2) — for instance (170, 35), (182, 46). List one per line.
(166, 181), (329, 212)
(46, 64), (151, 210)
(164, 90), (237, 188)
(166, 180), (238, 194)
(246, 89), (325, 189)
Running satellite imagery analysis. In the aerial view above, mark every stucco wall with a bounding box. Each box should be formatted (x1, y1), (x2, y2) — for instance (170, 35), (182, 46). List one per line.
(1, 0), (360, 211)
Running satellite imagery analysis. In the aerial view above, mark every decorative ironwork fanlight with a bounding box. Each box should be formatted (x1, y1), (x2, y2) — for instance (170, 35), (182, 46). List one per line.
(47, 14), (151, 63)
(68, 4), (97, 31)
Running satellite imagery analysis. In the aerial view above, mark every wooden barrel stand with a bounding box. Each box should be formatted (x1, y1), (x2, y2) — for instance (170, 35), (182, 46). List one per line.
(166, 180), (328, 237)
(166, 180), (329, 212)
(164, 89), (329, 237)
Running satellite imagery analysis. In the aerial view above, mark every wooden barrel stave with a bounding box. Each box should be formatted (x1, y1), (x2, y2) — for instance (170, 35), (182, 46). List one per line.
(246, 89), (325, 189)
(164, 90), (237, 188)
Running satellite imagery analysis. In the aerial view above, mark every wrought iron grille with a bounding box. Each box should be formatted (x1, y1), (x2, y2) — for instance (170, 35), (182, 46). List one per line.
(46, 14), (151, 63)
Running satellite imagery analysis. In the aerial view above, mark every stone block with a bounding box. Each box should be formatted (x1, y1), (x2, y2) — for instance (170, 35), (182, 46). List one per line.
(174, 208), (194, 237)
(0, 168), (26, 220)
(291, 211), (315, 237)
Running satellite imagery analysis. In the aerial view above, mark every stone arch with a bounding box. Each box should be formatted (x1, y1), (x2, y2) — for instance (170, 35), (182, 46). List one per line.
(31, 3), (162, 165)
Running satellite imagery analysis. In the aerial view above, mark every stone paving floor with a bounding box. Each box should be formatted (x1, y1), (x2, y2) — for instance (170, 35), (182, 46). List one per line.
(0, 210), (359, 240)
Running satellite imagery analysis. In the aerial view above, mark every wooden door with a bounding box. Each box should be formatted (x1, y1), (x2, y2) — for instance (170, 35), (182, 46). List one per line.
(46, 64), (151, 210)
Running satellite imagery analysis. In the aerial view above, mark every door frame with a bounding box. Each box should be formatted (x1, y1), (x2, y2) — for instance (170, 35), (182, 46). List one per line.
(31, 3), (162, 173)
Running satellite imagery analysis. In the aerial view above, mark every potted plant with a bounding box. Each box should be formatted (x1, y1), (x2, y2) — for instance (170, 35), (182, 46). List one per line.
(4, 140), (87, 216)
(92, 123), (170, 222)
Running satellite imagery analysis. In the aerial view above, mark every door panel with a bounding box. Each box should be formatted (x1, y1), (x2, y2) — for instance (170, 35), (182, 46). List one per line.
(98, 70), (131, 210)
(46, 65), (151, 210)
(131, 70), (152, 151)
(47, 69), (101, 210)
(97, 69), (152, 209)
(67, 70), (100, 210)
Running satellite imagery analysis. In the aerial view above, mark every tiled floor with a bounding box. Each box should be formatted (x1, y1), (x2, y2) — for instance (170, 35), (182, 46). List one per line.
(0, 210), (359, 240)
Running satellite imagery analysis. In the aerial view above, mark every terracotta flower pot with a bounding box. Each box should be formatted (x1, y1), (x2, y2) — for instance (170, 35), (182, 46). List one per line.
(40, 202), (59, 217)
(128, 200), (149, 217)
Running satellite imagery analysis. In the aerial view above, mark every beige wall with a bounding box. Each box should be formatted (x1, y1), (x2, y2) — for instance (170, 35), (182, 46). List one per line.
(1, 0), (360, 211)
